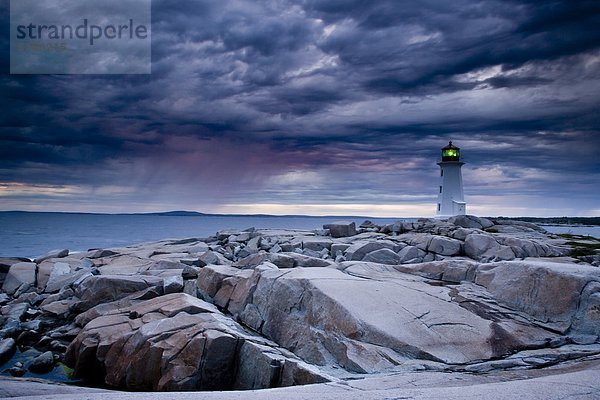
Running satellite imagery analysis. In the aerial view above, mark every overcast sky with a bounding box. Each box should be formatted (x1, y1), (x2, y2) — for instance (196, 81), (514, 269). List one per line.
(1, 0), (599, 217)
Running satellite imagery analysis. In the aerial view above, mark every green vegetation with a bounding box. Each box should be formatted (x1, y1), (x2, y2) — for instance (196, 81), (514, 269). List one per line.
(484, 227), (498, 233)
(563, 238), (600, 259)
(558, 233), (577, 239)
(570, 247), (597, 258)
(565, 241), (600, 250)
(558, 233), (600, 241)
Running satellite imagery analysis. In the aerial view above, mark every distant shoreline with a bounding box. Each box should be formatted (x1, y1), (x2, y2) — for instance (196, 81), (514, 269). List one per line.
(1, 210), (599, 225)
(492, 216), (600, 226)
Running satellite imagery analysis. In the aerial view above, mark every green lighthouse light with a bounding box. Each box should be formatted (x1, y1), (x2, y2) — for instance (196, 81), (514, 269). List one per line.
(441, 141), (460, 161)
(444, 149), (458, 158)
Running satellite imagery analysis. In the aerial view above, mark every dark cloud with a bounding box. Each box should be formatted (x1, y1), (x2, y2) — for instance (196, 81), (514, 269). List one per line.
(1, 0), (599, 215)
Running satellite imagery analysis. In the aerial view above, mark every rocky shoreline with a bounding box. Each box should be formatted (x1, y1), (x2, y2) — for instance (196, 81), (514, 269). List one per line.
(1, 215), (599, 397)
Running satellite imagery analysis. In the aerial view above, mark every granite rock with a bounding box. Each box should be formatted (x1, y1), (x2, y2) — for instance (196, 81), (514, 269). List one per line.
(323, 222), (356, 238)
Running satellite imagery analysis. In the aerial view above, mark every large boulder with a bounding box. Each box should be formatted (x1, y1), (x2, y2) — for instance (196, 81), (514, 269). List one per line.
(449, 215), (494, 230)
(197, 265), (242, 299)
(474, 260), (600, 334)
(301, 238), (333, 252)
(345, 241), (394, 261)
(39, 262), (72, 293)
(234, 265), (558, 372)
(74, 275), (163, 309)
(0, 258), (29, 279)
(427, 236), (463, 256)
(2, 262), (36, 295)
(464, 234), (515, 261)
(494, 236), (568, 258)
(397, 246), (426, 264)
(323, 222), (356, 238)
(279, 253), (335, 268)
(65, 293), (329, 391)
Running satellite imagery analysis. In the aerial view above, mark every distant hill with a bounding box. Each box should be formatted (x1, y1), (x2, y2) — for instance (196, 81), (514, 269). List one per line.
(146, 211), (206, 217)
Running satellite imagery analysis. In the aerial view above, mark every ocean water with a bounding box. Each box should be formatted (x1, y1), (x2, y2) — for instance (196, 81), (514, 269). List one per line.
(0, 212), (400, 259)
(1, 212), (597, 259)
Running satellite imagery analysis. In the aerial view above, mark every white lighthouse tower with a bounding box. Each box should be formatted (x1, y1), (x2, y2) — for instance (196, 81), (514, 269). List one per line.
(436, 141), (466, 217)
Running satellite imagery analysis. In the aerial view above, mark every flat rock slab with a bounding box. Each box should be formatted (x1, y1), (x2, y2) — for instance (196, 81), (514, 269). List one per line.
(2, 360), (599, 400)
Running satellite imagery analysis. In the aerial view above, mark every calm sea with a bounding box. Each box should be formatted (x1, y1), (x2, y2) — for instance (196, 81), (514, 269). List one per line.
(0, 212), (598, 259)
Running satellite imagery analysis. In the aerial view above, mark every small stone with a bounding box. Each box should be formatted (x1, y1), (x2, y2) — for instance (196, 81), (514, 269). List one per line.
(21, 320), (43, 331)
(335, 255), (346, 263)
(234, 232), (252, 242)
(360, 220), (378, 229)
(0, 293), (10, 305)
(523, 357), (551, 366)
(28, 351), (55, 373)
(87, 249), (118, 259)
(14, 282), (34, 298)
(17, 330), (41, 347)
(180, 258), (203, 267)
(2, 302), (29, 321)
(8, 366), (26, 377)
(34, 249), (69, 264)
(362, 248), (402, 265)
(79, 258), (95, 269)
(247, 236), (262, 253)
(269, 244), (283, 254)
(182, 265), (199, 280)
(0, 319), (22, 339)
(58, 287), (75, 300)
(0, 338), (17, 364)
(198, 250), (226, 266)
(43, 262), (73, 293)
(302, 239), (333, 252)
(163, 275), (184, 294)
(50, 340), (68, 352)
(302, 249), (322, 258)
(183, 280), (198, 297)
(320, 248), (330, 259)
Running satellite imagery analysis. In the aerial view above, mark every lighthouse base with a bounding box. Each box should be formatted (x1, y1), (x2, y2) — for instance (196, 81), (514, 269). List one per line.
(436, 200), (466, 219)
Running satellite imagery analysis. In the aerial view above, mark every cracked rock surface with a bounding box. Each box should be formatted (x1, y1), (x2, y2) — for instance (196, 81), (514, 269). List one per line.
(0, 216), (599, 396)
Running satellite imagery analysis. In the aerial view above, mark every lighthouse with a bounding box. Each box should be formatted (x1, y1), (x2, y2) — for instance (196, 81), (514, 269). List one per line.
(436, 141), (466, 217)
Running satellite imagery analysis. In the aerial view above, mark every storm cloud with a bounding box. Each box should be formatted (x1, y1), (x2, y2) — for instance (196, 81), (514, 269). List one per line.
(1, 0), (599, 216)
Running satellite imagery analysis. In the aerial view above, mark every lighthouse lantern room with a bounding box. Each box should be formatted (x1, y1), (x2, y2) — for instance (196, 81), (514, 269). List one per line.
(436, 141), (466, 217)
